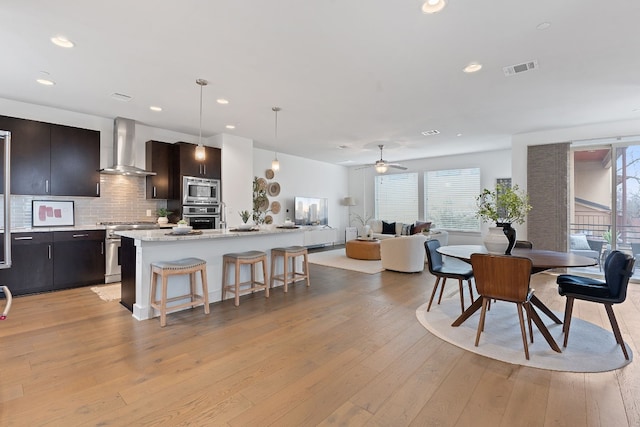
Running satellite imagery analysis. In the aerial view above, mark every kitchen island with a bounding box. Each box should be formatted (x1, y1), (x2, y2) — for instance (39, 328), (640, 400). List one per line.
(116, 227), (305, 321)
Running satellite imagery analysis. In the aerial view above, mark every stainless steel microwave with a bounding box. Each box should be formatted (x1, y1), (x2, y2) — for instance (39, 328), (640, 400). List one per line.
(183, 176), (220, 205)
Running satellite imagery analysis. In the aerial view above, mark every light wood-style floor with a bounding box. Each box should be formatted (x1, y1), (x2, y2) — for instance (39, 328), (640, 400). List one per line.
(1, 264), (639, 426)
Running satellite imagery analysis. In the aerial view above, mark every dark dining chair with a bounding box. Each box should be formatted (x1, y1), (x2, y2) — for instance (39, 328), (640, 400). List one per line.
(471, 253), (535, 359)
(556, 250), (635, 359)
(424, 240), (474, 314)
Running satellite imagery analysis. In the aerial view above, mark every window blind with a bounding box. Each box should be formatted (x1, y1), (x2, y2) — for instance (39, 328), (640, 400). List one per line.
(424, 168), (480, 231)
(375, 173), (419, 223)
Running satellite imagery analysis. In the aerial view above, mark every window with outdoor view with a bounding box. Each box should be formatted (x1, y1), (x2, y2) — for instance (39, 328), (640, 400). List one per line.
(374, 173), (419, 223)
(424, 167), (480, 231)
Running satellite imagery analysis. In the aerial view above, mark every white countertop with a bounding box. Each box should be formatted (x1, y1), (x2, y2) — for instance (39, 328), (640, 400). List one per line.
(116, 226), (305, 242)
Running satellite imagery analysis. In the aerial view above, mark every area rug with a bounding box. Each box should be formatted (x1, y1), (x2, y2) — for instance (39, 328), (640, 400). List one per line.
(416, 297), (633, 372)
(90, 284), (121, 302)
(308, 249), (384, 274)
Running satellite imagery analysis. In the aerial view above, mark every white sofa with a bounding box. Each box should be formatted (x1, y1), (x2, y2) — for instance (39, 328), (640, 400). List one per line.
(366, 219), (449, 245)
(380, 234), (428, 273)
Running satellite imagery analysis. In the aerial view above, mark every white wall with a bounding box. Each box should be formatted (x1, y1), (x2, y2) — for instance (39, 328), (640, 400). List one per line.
(347, 148), (512, 245)
(253, 148), (350, 242)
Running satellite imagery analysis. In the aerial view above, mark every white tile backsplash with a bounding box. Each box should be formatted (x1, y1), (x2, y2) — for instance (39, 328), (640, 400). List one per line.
(2, 174), (165, 228)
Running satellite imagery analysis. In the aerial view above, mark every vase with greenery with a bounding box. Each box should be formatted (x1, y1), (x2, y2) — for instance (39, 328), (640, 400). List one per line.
(476, 183), (532, 254)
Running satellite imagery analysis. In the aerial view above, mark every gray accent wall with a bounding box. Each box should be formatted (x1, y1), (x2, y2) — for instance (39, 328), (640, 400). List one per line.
(527, 143), (570, 251)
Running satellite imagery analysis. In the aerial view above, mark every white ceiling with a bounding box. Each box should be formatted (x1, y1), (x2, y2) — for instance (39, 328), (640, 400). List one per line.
(2, 1), (640, 167)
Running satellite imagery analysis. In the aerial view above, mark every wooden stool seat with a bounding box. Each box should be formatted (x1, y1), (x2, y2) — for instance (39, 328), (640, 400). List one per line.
(222, 250), (269, 307)
(270, 246), (310, 292)
(150, 257), (210, 327)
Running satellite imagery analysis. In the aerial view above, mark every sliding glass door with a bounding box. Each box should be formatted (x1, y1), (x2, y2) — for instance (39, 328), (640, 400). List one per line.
(572, 137), (640, 278)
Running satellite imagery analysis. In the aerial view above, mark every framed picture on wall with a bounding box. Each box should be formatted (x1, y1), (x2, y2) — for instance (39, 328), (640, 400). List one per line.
(32, 200), (75, 227)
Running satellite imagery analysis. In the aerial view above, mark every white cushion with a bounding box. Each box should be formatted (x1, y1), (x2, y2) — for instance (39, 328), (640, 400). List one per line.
(367, 219), (383, 234)
(570, 234), (591, 250)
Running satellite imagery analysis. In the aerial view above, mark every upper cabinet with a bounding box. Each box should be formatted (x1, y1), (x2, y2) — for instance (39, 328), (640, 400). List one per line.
(177, 142), (221, 179)
(50, 124), (100, 197)
(145, 140), (176, 199)
(0, 115), (100, 197)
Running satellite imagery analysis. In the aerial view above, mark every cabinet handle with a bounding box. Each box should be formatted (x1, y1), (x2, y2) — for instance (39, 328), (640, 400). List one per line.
(203, 165), (206, 175)
(153, 186), (157, 198)
(72, 234), (89, 238)
(48, 244), (52, 259)
(14, 236), (33, 240)
(45, 179), (49, 193)
(96, 182), (100, 195)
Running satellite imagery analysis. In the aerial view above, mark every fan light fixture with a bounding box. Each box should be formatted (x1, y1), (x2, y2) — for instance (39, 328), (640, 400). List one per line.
(195, 78), (208, 161)
(422, 0), (446, 14)
(271, 107), (281, 172)
(375, 163), (389, 174)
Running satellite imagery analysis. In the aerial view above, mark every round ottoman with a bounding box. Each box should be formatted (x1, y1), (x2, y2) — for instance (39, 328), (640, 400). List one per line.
(346, 239), (381, 260)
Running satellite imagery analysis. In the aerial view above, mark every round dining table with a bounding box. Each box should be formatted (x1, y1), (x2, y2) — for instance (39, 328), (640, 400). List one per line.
(436, 245), (598, 352)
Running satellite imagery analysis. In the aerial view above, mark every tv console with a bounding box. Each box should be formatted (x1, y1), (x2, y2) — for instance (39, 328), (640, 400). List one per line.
(303, 226), (337, 248)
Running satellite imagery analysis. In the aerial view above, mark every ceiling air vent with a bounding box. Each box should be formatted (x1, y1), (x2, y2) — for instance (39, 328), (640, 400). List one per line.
(503, 60), (538, 77)
(421, 129), (440, 136)
(110, 92), (133, 102)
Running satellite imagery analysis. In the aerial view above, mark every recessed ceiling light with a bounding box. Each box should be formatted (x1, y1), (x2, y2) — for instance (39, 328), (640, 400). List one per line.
(216, 98), (229, 105)
(536, 22), (551, 31)
(149, 106), (162, 112)
(36, 78), (55, 86)
(422, 0), (446, 14)
(225, 124), (235, 129)
(463, 62), (483, 73)
(421, 130), (440, 136)
(457, 133), (463, 137)
(51, 36), (74, 48)
(337, 145), (350, 150)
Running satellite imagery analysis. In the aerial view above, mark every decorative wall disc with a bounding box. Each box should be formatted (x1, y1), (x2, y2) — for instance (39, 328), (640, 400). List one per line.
(258, 196), (269, 211)
(256, 177), (268, 191)
(265, 169), (275, 179)
(264, 215), (273, 224)
(271, 201), (281, 214)
(267, 182), (281, 196)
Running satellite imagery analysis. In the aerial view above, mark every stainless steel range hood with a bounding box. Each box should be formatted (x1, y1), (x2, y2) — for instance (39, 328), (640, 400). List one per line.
(100, 117), (156, 176)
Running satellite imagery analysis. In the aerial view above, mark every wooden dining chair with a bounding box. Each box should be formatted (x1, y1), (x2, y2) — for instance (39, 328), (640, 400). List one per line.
(470, 253), (535, 360)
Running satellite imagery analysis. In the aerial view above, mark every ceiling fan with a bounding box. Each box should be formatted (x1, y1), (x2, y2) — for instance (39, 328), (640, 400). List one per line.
(359, 144), (407, 173)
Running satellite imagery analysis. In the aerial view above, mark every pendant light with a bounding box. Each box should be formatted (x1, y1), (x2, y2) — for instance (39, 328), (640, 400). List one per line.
(195, 78), (208, 160)
(271, 106), (281, 172)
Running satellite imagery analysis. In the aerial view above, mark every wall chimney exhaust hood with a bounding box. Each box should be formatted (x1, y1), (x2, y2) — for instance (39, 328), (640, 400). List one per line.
(100, 117), (156, 176)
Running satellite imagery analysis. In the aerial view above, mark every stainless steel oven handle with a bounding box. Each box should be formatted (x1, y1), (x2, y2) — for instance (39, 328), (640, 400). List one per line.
(14, 236), (33, 240)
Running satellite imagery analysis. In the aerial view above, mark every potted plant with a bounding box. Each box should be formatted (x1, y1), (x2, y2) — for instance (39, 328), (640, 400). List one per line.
(156, 208), (172, 225)
(476, 183), (531, 254)
(238, 210), (253, 230)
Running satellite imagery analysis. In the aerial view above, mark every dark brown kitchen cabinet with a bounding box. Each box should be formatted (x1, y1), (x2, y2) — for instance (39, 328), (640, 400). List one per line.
(50, 124), (100, 197)
(0, 115), (50, 195)
(145, 140), (175, 199)
(0, 232), (54, 296)
(177, 142), (221, 179)
(52, 230), (105, 290)
(0, 115), (100, 197)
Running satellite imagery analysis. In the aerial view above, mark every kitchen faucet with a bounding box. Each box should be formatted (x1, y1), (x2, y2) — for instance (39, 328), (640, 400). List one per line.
(219, 201), (227, 229)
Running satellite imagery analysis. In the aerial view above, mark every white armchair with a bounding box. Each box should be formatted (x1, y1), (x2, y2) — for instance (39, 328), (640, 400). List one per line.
(380, 235), (428, 273)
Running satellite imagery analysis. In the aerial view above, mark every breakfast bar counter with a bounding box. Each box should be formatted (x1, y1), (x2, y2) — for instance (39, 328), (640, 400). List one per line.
(116, 227), (305, 321)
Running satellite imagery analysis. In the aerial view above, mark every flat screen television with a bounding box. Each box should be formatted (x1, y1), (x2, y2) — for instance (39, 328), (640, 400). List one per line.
(294, 196), (328, 226)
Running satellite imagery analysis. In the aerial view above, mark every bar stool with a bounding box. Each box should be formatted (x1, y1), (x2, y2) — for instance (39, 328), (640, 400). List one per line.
(222, 250), (269, 306)
(150, 257), (210, 327)
(270, 246), (310, 292)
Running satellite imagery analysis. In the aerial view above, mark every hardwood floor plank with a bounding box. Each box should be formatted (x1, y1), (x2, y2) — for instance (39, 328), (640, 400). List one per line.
(0, 264), (638, 426)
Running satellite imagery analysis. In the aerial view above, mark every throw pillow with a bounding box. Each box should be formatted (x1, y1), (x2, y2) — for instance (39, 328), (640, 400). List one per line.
(382, 221), (396, 234)
(570, 234), (591, 250)
(401, 224), (412, 235)
(412, 221), (432, 234)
